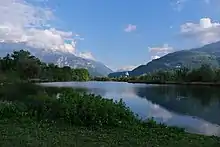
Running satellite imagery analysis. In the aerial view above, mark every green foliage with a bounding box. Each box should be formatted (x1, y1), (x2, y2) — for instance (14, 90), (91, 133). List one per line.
(188, 64), (215, 82)
(0, 50), (90, 82)
(0, 83), (138, 128)
(92, 76), (111, 81)
(58, 92), (138, 127)
(73, 68), (90, 81)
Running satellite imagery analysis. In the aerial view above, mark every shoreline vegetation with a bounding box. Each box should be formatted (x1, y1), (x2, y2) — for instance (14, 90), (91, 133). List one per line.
(127, 81), (220, 86)
(94, 64), (220, 87)
(92, 77), (220, 87)
(0, 50), (220, 146)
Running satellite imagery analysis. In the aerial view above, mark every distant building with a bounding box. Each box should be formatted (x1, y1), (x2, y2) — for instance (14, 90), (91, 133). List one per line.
(175, 65), (181, 69)
(125, 72), (129, 77)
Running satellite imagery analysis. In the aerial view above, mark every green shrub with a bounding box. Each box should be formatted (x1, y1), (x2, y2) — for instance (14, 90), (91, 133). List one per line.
(57, 92), (139, 127)
(0, 83), (140, 128)
(0, 101), (28, 118)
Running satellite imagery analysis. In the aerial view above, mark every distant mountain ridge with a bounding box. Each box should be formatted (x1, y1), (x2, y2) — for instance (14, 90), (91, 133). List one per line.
(0, 42), (113, 77)
(108, 41), (220, 77)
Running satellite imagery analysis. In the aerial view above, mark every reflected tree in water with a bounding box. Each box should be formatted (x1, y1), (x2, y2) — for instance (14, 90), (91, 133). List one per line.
(133, 85), (220, 125)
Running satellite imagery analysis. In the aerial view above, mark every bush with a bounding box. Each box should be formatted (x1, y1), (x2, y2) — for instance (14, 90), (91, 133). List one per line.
(0, 83), (140, 128)
(57, 92), (139, 127)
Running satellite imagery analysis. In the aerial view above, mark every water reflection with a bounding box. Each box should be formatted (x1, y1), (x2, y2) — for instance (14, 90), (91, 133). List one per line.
(134, 85), (220, 125)
(41, 82), (220, 136)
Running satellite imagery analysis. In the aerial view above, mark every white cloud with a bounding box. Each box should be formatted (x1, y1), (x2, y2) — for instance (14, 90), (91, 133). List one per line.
(151, 55), (160, 60)
(0, 0), (88, 57)
(148, 44), (173, 54)
(0, 0), (53, 27)
(180, 18), (220, 44)
(78, 52), (95, 60)
(117, 65), (137, 72)
(124, 24), (137, 32)
(148, 44), (173, 61)
(23, 28), (77, 53)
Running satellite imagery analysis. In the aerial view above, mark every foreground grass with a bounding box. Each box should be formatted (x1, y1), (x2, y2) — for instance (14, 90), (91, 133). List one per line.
(0, 118), (219, 147)
(0, 83), (220, 146)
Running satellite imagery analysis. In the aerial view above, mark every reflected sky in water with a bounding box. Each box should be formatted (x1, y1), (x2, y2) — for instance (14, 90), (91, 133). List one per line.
(41, 81), (220, 136)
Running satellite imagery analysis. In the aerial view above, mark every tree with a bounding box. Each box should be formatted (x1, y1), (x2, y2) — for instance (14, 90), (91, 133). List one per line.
(73, 68), (90, 81)
(10, 50), (41, 79)
(214, 69), (220, 82)
(0, 54), (13, 71)
(173, 67), (189, 82)
(0, 49), (90, 82)
(198, 64), (215, 82)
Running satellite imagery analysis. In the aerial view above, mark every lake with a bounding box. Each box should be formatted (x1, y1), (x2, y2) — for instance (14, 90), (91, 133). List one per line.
(41, 81), (220, 137)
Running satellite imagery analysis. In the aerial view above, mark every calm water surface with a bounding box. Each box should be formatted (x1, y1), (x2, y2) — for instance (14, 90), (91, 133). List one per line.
(41, 81), (220, 136)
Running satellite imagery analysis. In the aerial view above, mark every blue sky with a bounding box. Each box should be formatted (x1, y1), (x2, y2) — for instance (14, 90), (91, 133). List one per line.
(1, 0), (220, 71)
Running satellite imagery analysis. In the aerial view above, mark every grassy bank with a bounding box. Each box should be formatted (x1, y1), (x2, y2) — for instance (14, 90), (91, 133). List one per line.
(0, 83), (220, 146)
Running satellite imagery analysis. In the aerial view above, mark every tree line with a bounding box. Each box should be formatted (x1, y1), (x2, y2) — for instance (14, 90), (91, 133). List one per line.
(0, 50), (90, 82)
(94, 64), (220, 83)
(136, 64), (220, 83)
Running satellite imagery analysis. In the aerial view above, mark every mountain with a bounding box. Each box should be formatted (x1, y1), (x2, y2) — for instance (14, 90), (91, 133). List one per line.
(0, 42), (113, 77)
(108, 41), (220, 77)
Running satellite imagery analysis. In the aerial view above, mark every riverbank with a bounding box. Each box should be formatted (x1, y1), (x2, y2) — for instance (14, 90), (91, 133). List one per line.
(128, 80), (220, 87)
(0, 83), (220, 146)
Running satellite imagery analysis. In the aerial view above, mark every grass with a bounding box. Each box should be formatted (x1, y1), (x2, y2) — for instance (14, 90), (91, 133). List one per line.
(0, 118), (219, 147)
(0, 83), (220, 146)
